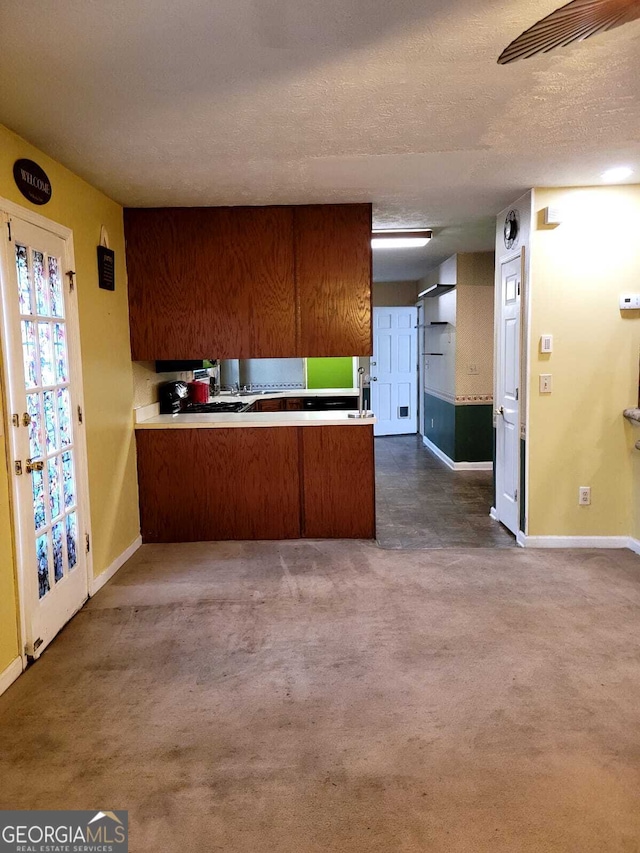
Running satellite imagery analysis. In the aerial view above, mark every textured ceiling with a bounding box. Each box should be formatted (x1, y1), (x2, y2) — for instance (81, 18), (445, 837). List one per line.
(0, 0), (639, 280)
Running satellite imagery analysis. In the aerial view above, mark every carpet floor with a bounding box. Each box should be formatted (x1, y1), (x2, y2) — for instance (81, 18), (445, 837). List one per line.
(1, 540), (639, 851)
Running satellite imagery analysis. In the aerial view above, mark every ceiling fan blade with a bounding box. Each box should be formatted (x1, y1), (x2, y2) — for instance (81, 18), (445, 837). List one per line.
(498, 0), (640, 63)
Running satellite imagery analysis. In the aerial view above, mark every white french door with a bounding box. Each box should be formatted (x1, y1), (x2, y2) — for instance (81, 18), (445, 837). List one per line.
(0, 209), (90, 659)
(495, 255), (521, 536)
(371, 307), (418, 436)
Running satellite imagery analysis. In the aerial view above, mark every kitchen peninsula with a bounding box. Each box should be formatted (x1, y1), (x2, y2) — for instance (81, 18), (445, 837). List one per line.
(134, 389), (376, 543)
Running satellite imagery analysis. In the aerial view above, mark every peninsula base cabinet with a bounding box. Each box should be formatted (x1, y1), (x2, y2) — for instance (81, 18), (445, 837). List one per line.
(135, 426), (375, 542)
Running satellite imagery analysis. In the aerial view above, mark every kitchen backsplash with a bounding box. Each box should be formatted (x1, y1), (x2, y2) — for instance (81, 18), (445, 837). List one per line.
(221, 358), (305, 390)
(132, 361), (192, 408)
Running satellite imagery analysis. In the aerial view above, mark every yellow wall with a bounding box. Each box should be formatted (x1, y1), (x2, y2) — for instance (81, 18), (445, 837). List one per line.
(528, 186), (640, 537)
(0, 125), (140, 672)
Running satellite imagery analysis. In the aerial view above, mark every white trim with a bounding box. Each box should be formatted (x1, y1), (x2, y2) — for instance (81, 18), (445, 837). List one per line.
(517, 534), (636, 550)
(627, 538), (640, 556)
(423, 388), (456, 405)
(455, 460), (493, 471)
(89, 535), (142, 596)
(422, 435), (492, 471)
(0, 198), (73, 241)
(0, 656), (23, 698)
(490, 506), (499, 521)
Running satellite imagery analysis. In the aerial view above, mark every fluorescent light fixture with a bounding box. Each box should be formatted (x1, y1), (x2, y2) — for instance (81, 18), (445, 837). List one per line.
(601, 166), (634, 183)
(371, 229), (432, 249)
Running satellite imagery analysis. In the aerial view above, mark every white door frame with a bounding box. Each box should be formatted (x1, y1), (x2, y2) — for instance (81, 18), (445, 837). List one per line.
(493, 249), (522, 535)
(0, 197), (93, 663)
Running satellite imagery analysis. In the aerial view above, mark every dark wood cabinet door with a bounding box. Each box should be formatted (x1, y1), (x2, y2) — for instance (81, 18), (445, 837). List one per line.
(254, 398), (286, 412)
(284, 398), (304, 411)
(125, 206), (296, 360)
(294, 204), (372, 357)
(136, 428), (301, 542)
(301, 425), (375, 539)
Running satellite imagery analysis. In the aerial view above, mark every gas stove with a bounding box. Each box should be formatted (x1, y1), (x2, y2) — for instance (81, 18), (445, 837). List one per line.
(181, 401), (250, 414)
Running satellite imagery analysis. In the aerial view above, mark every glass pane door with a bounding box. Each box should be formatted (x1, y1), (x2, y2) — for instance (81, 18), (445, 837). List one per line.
(16, 242), (79, 599)
(2, 213), (88, 658)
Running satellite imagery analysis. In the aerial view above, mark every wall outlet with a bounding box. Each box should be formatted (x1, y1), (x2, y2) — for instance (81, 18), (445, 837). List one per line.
(539, 374), (552, 394)
(579, 486), (591, 506)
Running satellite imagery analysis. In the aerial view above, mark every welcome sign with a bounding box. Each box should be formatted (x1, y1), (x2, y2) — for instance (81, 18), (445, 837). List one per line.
(0, 810), (128, 852)
(13, 159), (52, 206)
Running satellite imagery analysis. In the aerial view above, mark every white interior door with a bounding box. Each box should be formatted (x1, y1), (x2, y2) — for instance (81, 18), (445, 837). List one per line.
(495, 256), (521, 535)
(371, 307), (418, 437)
(0, 211), (90, 659)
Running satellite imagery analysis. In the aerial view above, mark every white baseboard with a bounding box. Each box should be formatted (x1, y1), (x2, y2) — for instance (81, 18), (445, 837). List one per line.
(422, 436), (492, 471)
(517, 534), (636, 551)
(89, 535), (142, 596)
(0, 656), (23, 698)
(628, 538), (640, 556)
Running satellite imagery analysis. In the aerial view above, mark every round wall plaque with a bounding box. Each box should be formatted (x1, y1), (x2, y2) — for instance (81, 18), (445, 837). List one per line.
(13, 159), (52, 206)
(503, 209), (520, 250)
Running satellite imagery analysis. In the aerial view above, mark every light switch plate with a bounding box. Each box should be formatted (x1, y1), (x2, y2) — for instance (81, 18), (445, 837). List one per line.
(539, 374), (552, 394)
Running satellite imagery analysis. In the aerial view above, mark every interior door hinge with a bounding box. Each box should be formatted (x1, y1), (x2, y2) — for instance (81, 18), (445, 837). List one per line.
(77, 405), (83, 424)
(515, 388), (519, 401)
(66, 270), (76, 292)
(85, 533), (90, 553)
(515, 489), (518, 502)
(7, 220), (12, 242)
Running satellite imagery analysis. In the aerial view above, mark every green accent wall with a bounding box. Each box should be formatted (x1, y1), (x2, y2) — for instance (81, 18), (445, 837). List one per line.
(424, 393), (494, 463)
(306, 358), (354, 389)
(424, 393), (456, 460)
(455, 405), (494, 463)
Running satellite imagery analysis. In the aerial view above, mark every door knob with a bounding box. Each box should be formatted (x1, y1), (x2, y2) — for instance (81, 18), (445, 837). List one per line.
(371, 377), (378, 381)
(26, 459), (44, 473)
(371, 361), (377, 366)
(494, 406), (504, 416)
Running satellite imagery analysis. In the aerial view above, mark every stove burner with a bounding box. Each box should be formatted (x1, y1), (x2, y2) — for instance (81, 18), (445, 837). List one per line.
(182, 401), (249, 414)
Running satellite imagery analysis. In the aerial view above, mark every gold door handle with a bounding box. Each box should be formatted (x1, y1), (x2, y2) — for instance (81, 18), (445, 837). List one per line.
(26, 459), (44, 473)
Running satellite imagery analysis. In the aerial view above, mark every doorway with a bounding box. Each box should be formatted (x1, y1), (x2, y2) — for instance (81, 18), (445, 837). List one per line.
(0, 204), (91, 659)
(493, 254), (521, 536)
(370, 306), (418, 436)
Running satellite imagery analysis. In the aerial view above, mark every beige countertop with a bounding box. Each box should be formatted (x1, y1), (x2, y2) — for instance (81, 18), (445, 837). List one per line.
(135, 410), (375, 429)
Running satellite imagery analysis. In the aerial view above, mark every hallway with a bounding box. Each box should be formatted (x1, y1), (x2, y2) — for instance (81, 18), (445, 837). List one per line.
(375, 435), (515, 549)
(1, 540), (639, 852)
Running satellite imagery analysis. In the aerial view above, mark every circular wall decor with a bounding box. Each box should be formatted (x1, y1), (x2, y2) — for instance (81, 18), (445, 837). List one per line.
(13, 159), (52, 206)
(503, 209), (520, 249)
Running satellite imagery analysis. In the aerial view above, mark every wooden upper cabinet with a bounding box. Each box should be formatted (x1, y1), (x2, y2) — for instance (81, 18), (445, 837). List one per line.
(295, 204), (372, 357)
(125, 206), (296, 360)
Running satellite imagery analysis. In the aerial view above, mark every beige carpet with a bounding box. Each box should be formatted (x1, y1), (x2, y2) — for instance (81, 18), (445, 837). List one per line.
(1, 540), (640, 851)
